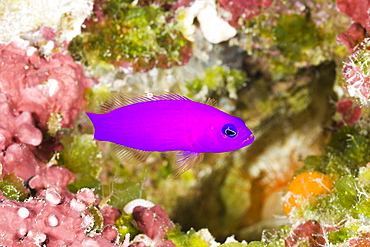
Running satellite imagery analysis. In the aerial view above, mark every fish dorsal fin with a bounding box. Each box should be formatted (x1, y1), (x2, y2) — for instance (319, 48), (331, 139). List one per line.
(91, 91), (191, 114)
(111, 144), (152, 166)
(205, 98), (217, 107)
(172, 151), (204, 178)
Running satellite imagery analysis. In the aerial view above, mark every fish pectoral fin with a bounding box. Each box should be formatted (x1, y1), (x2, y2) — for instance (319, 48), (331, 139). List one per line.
(172, 151), (204, 178)
(112, 143), (152, 166)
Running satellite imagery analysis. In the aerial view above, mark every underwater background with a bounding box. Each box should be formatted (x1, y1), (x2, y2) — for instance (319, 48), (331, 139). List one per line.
(0, 0), (369, 246)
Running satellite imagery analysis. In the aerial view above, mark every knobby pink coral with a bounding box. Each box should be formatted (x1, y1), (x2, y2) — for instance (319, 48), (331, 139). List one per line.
(0, 93), (42, 149)
(336, 0), (370, 31)
(0, 187), (122, 246)
(336, 0), (369, 54)
(336, 99), (362, 127)
(0, 144), (43, 181)
(0, 41), (93, 130)
(0, 40), (94, 181)
(0, 28), (126, 245)
(336, 23), (366, 53)
(131, 205), (176, 247)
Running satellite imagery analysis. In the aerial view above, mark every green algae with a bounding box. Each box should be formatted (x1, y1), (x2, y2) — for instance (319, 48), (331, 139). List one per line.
(58, 134), (102, 192)
(301, 125), (370, 178)
(187, 66), (247, 99)
(99, 179), (143, 210)
(88, 206), (105, 233)
(219, 242), (268, 247)
(351, 38), (370, 76)
(267, 118), (370, 245)
(219, 243), (248, 247)
(0, 174), (27, 201)
(115, 213), (140, 241)
(166, 228), (209, 247)
(220, 168), (252, 227)
(70, 3), (191, 71)
(273, 14), (320, 62)
(328, 227), (353, 244)
(270, 14), (322, 79)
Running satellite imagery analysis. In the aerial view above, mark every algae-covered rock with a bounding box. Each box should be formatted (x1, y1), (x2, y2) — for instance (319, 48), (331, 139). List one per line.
(58, 134), (102, 192)
(70, 2), (192, 72)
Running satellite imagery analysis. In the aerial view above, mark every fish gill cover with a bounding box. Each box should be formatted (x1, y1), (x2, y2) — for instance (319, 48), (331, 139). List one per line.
(0, 0), (370, 246)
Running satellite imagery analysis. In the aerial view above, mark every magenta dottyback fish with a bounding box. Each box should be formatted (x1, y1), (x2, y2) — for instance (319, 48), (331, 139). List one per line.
(86, 91), (254, 176)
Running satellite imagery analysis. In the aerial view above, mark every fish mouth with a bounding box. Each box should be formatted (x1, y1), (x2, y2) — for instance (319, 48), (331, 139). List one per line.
(242, 134), (255, 145)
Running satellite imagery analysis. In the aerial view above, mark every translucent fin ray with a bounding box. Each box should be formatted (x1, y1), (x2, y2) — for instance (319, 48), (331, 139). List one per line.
(205, 98), (217, 107)
(88, 91), (191, 114)
(172, 151), (204, 177)
(111, 144), (152, 166)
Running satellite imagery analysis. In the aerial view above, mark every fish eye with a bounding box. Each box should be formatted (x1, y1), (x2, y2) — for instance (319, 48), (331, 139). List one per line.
(222, 124), (237, 138)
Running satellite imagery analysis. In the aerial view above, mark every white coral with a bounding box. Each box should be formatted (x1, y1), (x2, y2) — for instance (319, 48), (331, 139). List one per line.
(177, 0), (237, 44)
(0, 0), (93, 43)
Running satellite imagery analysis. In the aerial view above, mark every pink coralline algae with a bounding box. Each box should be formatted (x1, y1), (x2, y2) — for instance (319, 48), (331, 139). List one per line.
(0, 41), (93, 130)
(0, 92), (46, 180)
(0, 144), (43, 181)
(336, 0), (370, 53)
(218, 0), (273, 28)
(337, 99), (362, 127)
(336, 0), (370, 31)
(131, 205), (176, 247)
(284, 220), (326, 247)
(0, 40), (94, 182)
(0, 93), (42, 150)
(28, 165), (75, 195)
(342, 38), (370, 104)
(336, 23), (366, 52)
(349, 234), (370, 246)
(0, 187), (122, 246)
(0, 162), (123, 246)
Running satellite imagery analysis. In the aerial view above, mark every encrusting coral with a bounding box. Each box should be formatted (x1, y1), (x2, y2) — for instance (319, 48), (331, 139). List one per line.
(0, 42), (93, 130)
(1, 0), (370, 246)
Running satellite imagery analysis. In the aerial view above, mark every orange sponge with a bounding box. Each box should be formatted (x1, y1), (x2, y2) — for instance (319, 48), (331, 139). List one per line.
(283, 171), (334, 215)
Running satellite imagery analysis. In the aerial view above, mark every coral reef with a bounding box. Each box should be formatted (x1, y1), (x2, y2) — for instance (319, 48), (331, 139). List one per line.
(1, 0), (370, 246)
(0, 42), (93, 130)
(0, 166), (122, 246)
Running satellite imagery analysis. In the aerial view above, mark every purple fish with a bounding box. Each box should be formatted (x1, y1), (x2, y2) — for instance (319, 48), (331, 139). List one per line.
(86, 92), (254, 176)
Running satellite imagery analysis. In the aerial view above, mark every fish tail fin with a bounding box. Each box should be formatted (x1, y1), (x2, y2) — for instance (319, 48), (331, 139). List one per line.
(86, 112), (107, 141)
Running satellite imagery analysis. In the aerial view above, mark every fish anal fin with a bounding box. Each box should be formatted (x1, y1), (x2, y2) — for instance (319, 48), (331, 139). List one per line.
(205, 98), (217, 107)
(172, 151), (204, 178)
(112, 144), (152, 166)
(88, 91), (191, 114)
